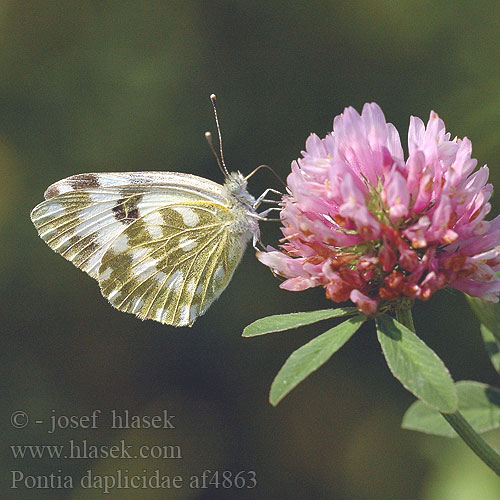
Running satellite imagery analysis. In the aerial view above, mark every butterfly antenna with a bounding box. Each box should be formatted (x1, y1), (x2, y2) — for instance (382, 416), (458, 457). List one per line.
(245, 164), (287, 187)
(205, 131), (226, 177)
(210, 94), (229, 177)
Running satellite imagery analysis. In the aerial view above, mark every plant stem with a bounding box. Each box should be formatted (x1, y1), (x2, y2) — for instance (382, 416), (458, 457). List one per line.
(395, 307), (415, 332)
(395, 307), (500, 477)
(442, 412), (500, 476)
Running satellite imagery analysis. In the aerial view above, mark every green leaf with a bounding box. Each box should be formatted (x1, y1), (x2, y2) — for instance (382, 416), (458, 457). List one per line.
(242, 307), (358, 337)
(467, 296), (500, 345)
(269, 315), (365, 406)
(480, 324), (500, 374)
(376, 315), (458, 413)
(402, 381), (500, 437)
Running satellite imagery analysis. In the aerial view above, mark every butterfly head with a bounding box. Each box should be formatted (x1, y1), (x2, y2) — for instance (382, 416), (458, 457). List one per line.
(224, 171), (256, 207)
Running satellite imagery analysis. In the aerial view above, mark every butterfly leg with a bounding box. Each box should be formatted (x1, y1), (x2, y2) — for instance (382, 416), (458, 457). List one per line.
(252, 231), (262, 251)
(256, 207), (282, 219)
(253, 188), (283, 209)
(250, 206), (283, 251)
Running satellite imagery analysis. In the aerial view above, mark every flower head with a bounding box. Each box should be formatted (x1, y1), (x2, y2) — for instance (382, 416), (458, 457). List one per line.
(258, 104), (500, 314)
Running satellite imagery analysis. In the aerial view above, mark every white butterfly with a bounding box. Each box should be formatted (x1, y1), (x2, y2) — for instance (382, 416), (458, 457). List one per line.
(30, 95), (280, 326)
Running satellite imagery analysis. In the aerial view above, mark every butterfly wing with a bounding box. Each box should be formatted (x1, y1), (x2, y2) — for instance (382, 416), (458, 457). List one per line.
(30, 172), (232, 277)
(31, 172), (257, 325)
(98, 201), (251, 326)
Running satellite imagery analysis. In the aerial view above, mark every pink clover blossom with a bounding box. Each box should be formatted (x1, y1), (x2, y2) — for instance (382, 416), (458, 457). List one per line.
(258, 104), (500, 314)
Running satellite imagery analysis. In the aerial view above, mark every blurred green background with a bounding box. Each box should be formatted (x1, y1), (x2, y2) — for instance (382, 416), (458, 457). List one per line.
(1, 1), (500, 498)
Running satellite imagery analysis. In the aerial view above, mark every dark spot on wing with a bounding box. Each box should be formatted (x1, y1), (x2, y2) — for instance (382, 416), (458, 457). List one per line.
(44, 184), (62, 199)
(69, 173), (101, 190)
(43, 184), (59, 200)
(112, 195), (141, 224)
(44, 173), (101, 199)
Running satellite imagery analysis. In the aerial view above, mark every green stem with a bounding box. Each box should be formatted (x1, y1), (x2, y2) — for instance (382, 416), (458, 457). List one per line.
(442, 412), (500, 476)
(396, 307), (500, 477)
(395, 307), (415, 332)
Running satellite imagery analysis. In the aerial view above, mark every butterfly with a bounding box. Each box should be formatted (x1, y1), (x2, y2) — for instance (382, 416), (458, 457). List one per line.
(30, 95), (280, 326)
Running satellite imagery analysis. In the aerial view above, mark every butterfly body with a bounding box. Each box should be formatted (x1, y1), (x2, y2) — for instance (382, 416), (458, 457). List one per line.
(31, 170), (260, 326)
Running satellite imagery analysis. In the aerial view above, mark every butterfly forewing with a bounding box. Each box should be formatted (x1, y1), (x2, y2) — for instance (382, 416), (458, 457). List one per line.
(31, 172), (232, 277)
(31, 189), (139, 277)
(30, 171), (258, 326)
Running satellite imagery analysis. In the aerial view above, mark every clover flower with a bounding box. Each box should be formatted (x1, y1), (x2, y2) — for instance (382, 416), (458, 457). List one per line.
(258, 104), (500, 315)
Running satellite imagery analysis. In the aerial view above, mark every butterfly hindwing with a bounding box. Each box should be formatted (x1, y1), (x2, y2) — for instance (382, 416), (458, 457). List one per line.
(97, 201), (248, 326)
